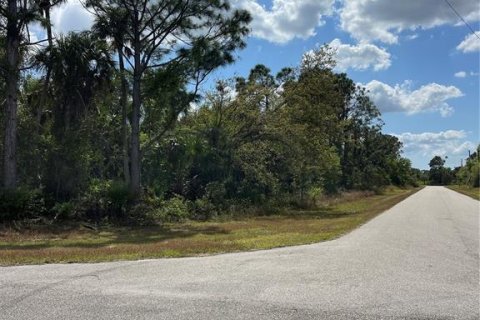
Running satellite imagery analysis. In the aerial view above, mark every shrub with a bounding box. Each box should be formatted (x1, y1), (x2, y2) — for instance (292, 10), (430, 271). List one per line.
(107, 181), (132, 218)
(150, 195), (190, 222)
(76, 179), (111, 222)
(74, 180), (135, 222)
(0, 188), (46, 222)
(191, 197), (218, 220)
(52, 201), (76, 221)
(204, 182), (227, 206)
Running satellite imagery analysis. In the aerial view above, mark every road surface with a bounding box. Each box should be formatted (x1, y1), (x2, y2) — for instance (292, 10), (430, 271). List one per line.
(1, 186), (478, 319)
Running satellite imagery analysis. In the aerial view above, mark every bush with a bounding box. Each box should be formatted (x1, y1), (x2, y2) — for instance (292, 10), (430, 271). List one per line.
(204, 182), (227, 206)
(107, 181), (132, 217)
(76, 179), (110, 222)
(469, 163), (480, 188)
(52, 201), (75, 221)
(300, 186), (324, 208)
(0, 188), (46, 222)
(74, 180), (134, 222)
(191, 197), (218, 220)
(149, 195), (190, 222)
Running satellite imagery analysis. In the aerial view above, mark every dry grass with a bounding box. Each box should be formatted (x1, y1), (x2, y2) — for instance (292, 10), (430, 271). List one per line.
(447, 185), (480, 200)
(0, 187), (420, 266)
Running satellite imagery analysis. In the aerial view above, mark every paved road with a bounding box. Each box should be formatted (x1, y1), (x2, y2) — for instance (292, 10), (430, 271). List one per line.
(0, 186), (478, 319)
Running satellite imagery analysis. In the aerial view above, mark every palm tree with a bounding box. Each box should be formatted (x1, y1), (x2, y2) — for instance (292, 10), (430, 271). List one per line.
(36, 32), (114, 197)
(34, 0), (67, 132)
(91, 7), (131, 184)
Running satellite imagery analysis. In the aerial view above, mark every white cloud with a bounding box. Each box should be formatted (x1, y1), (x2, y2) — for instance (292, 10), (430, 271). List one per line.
(394, 130), (476, 158)
(340, 0), (480, 43)
(328, 38), (391, 72)
(406, 34), (419, 40)
(233, 0), (335, 43)
(456, 32), (480, 53)
(51, 0), (94, 34)
(47, 0), (336, 44)
(364, 80), (463, 117)
(454, 70), (479, 78)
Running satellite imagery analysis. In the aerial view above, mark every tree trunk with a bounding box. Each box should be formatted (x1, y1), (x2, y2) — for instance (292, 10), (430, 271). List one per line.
(117, 46), (130, 184)
(34, 5), (53, 186)
(130, 73), (141, 195)
(45, 5), (53, 48)
(129, 7), (143, 196)
(3, 0), (20, 189)
(129, 39), (142, 195)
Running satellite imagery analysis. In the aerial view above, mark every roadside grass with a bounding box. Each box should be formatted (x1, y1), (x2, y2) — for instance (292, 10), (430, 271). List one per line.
(0, 187), (420, 266)
(447, 185), (480, 200)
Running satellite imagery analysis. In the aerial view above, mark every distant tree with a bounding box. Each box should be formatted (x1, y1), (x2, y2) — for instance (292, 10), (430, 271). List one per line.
(247, 64), (275, 110)
(455, 145), (480, 187)
(428, 155), (453, 185)
(429, 156), (445, 169)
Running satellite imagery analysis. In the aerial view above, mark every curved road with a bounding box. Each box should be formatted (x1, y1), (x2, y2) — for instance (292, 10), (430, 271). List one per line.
(1, 186), (479, 319)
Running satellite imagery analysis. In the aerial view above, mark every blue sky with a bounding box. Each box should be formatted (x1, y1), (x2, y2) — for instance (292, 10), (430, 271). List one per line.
(37, 0), (480, 169)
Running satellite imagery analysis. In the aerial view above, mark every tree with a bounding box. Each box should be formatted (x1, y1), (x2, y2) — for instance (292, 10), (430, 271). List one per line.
(86, 0), (251, 196)
(35, 32), (114, 198)
(91, 6), (131, 183)
(428, 155), (453, 185)
(429, 155), (445, 169)
(455, 145), (480, 187)
(0, 0), (42, 188)
(247, 64), (275, 110)
(333, 74), (382, 189)
(34, 0), (67, 129)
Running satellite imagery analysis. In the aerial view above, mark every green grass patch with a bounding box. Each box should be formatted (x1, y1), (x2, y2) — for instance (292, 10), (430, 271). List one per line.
(447, 185), (480, 200)
(0, 187), (420, 266)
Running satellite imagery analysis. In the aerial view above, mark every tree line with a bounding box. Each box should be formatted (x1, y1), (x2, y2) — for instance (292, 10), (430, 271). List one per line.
(427, 149), (480, 187)
(0, 0), (420, 223)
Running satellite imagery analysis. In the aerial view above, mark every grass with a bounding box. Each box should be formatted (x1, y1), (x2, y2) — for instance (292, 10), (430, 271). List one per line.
(0, 187), (420, 266)
(447, 185), (480, 200)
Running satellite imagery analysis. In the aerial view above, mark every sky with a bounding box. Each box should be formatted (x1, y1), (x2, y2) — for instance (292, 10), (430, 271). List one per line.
(33, 0), (480, 169)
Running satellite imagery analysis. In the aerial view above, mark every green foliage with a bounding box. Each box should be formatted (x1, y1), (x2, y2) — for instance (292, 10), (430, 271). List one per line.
(191, 197), (219, 221)
(428, 156), (454, 185)
(107, 181), (132, 213)
(455, 146), (480, 187)
(2, 23), (424, 224)
(0, 189), (45, 222)
(150, 195), (190, 222)
(52, 201), (76, 221)
(72, 180), (132, 222)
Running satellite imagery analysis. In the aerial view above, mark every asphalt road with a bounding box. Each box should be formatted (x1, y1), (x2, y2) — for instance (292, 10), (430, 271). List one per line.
(1, 186), (478, 319)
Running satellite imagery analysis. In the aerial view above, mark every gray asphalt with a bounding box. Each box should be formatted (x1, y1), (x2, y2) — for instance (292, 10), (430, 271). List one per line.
(0, 186), (479, 319)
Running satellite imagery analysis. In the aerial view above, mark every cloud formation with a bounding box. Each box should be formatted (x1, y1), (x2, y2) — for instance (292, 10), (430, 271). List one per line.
(364, 80), (463, 117)
(328, 38), (391, 72)
(456, 32), (480, 53)
(48, 0), (336, 43)
(51, 0), (93, 33)
(340, 0), (480, 43)
(233, 0), (335, 43)
(454, 71), (467, 78)
(42, 0), (480, 49)
(394, 130), (475, 158)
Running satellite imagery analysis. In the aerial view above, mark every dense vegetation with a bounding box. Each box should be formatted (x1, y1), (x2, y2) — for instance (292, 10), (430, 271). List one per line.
(0, 0), (425, 225)
(453, 147), (480, 188)
(425, 148), (480, 188)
